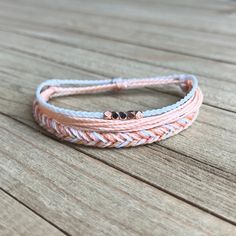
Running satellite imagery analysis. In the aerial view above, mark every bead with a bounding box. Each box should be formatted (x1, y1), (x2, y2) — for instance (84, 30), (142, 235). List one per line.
(135, 111), (143, 119)
(111, 112), (119, 120)
(127, 111), (136, 119)
(104, 110), (143, 120)
(119, 112), (127, 120)
(104, 111), (112, 120)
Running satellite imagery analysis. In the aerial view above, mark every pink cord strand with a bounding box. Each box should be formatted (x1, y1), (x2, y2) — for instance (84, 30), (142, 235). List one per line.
(33, 76), (203, 148)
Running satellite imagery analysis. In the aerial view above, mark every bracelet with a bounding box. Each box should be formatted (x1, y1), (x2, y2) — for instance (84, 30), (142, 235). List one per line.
(33, 74), (203, 148)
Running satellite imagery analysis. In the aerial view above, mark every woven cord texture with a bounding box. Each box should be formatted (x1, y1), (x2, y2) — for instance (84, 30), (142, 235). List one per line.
(33, 102), (198, 148)
(33, 75), (203, 148)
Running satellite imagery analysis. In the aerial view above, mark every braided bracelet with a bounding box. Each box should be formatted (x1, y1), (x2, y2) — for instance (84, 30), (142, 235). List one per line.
(33, 74), (203, 148)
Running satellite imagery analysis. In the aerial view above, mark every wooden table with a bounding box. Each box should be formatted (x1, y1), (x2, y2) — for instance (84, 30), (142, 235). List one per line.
(0, 0), (236, 235)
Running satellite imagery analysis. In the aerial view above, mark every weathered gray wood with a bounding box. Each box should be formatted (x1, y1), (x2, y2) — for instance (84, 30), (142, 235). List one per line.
(1, 20), (236, 85)
(0, 30), (235, 113)
(1, 0), (236, 64)
(0, 114), (235, 236)
(0, 47), (236, 224)
(3, 0), (236, 37)
(0, 0), (236, 234)
(137, 0), (236, 11)
(0, 190), (65, 236)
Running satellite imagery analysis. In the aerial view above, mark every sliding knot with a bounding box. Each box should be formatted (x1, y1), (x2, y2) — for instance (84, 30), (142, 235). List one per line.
(112, 77), (127, 91)
(180, 80), (193, 92)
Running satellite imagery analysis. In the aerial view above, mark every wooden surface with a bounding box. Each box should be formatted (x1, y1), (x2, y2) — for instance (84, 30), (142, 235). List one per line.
(0, 0), (236, 235)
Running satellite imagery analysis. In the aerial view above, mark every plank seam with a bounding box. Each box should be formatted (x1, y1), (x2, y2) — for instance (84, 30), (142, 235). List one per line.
(0, 187), (70, 236)
(1, 27), (236, 85)
(0, 44), (235, 116)
(149, 145), (236, 181)
(16, 28), (235, 84)
(1, 15), (236, 66)
(74, 148), (236, 226)
(2, 0), (236, 39)
(0, 111), (236, 226)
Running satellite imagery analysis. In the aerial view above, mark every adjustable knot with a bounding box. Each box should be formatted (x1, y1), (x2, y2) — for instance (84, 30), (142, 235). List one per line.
(112, 77), (127, 91)
(180, 80), (193, 92)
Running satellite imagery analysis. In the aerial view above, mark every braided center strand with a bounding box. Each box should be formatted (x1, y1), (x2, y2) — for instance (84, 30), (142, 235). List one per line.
(32, 74), (203, 148)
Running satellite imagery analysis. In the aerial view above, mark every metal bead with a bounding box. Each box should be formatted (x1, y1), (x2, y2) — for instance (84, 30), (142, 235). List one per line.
(127, 111), (136, 119)
(135, 111), (143, 119)
(104, 111), (112, 120)
(104, 110), (143, 120)
(119, 112), (127, 120)
(111, 111), (119, 120)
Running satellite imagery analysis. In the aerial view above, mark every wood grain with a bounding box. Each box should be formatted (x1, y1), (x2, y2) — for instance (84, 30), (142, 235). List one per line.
(0, 47), (235, 224)
(0, 30), (235, 113)
(0, 190), (65, 236)
(3, 0), (236, 37)
(0, 114), (235, 236)
(0, 0), (235, 234)
(0, 0), (236, 64)
(1, 18), (236, 86)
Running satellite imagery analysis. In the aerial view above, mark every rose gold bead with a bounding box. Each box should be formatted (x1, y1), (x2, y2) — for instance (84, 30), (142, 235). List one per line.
(127, 111), (143, 119)
(127, 111), (136, 119)
(104, 110), (143, 120)
(119, 112), (127, 120)
(104, 111), (112, 120)
(135, 111), (143, 119)
(111, 111), (119, 120)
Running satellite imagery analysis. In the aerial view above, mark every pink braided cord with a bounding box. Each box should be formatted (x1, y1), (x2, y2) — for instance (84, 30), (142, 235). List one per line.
(33, 75), (203, 148)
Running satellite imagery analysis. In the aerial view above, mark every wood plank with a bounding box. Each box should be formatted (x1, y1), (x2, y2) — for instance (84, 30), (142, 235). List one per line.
(1, 20), (236, 85)
(0, 0), (235, 234)
(2, 114), (235, 235)
(0, 0), (235, 230)
(0, 190), (65, 236)
(0, 47), (236, 224)
(0, 30), (235, 113)
(135, 0), (236, 11)
(4, 0), (236, 37)
(0, 0), (236, 64)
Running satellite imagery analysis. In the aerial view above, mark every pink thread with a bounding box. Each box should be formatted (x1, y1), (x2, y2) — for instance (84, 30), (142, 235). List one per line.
(33, 76), (203, 148)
